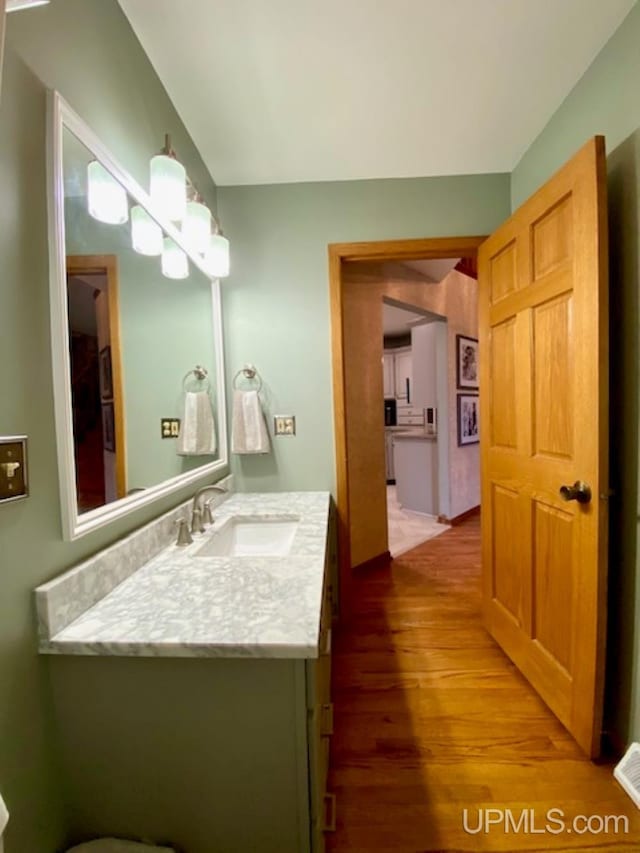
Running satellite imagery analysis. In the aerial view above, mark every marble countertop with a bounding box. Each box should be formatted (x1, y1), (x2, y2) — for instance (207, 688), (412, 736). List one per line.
(36, 492), (331, 660)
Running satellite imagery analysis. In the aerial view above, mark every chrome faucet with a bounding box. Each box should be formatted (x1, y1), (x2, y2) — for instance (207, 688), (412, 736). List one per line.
(191, 484), (227, 532)
(174, 517), (193, 546)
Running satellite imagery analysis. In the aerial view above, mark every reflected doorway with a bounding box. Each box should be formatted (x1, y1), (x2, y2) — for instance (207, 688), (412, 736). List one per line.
(66, 254), (126, 511)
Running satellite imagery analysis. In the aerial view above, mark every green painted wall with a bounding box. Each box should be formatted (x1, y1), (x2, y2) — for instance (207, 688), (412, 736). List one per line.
(511, 2), (640, 209)
(511, 2), (640, 746)
(0, 2), (219, 850)
(218, 174), (511, 494)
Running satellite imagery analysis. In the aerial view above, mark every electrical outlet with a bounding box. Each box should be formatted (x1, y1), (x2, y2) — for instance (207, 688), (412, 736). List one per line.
(0, 436), (28, 503)
(161, 418), (181, 438)
(274, 415), (296, 436)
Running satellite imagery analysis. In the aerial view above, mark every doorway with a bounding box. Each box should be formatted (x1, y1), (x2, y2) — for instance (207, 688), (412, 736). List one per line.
(381, 265), (480, 558)
(330, 138), (609, 760)
(329, 236), (485, 595)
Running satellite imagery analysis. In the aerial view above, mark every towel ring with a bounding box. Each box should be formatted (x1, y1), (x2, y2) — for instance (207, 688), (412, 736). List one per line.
(183, 365), (211, 392)
(233, 364), (263, 392)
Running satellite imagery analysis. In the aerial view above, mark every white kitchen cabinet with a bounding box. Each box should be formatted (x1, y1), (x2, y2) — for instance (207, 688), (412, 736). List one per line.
(394, 350), (413, 401)
(383, 348), (412, 400)
(382, 354), (395, 398)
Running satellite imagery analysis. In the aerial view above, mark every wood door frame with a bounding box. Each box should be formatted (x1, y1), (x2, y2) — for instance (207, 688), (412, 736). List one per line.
(329, 236), (486, 606)
(66, 253), (127, 500)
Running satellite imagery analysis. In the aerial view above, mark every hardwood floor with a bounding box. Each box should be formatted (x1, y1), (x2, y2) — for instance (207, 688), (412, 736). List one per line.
(327, 517), (639, 852)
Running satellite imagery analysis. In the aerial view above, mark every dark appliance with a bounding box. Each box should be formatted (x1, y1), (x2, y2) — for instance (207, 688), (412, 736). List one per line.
(384, 398), (397, 427)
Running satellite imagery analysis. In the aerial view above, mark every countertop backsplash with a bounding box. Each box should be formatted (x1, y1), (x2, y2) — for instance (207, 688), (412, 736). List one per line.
(36, 475), (233, 640)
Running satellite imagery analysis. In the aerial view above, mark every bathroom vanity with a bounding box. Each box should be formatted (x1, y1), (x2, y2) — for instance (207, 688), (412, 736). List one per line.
(36, 491), (337, 853)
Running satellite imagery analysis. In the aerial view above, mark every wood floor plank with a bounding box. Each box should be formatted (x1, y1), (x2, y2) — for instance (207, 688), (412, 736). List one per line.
(326, 518), (639, 852)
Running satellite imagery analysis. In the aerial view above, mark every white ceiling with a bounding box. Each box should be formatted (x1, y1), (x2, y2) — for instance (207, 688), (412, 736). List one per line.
(383, 304), (430, 336)
(119, 0), (635, 186)
(403, 259), (460, 281)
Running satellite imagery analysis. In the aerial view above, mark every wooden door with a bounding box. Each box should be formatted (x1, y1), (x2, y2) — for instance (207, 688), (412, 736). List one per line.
(478, 137), (609, 757)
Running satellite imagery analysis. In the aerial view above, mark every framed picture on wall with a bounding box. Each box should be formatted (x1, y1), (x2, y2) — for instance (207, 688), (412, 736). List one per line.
(99, 345), (113, 399)
(101, 402), (116, 452)
(457, 394), (479, 446)
(456, 334), (479, 390)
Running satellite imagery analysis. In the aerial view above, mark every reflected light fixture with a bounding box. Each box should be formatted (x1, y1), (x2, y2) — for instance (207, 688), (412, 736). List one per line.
(204, 227), (230, 278)
(183, 194), (212, 255)
(131, 205), (163, 256)
(6, 0), (50, 11)
(150, 134), (187, 223)
(87, 160), (129, 225)
(161, 237), (189, 280)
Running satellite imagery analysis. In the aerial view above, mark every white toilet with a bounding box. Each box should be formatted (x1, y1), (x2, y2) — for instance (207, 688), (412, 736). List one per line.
(0, 790), (8, 853)
(67, 841), (175, 853)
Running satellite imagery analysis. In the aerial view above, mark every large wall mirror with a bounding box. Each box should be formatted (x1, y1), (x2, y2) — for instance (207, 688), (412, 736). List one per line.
(48, 92), (228, 540)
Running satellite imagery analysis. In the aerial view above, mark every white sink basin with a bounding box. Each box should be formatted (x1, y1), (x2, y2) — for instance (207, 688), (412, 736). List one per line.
(195, 515), (300, 558)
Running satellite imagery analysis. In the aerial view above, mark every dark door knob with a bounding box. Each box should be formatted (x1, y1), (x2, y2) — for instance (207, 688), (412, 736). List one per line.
(559, 481), (592, 504)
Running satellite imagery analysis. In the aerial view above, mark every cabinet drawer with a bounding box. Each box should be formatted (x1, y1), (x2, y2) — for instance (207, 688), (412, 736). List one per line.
(307, 635), (331, 709)
(397, 406), (423, 417)
(397, 416), (424, 425)
(308, 701), (334, 853)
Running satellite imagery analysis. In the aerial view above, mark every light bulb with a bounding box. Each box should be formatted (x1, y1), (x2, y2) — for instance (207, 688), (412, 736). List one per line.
(204, 233), (230, 278)
(87, 161), (128, 225)
(161, 237), (189, 280)
(131, 205), (163, 256)
(150, 153), (186, 222)
(182, 200), (212, 254)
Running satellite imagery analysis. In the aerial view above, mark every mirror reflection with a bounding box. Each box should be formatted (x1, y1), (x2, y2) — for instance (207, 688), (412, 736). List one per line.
(63, 128), (220, 514)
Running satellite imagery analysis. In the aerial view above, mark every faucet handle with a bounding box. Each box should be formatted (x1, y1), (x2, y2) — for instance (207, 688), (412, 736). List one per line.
(202, 499), (214, 526)
(191, 507), (205, 535)
(174, 517), (193, 546)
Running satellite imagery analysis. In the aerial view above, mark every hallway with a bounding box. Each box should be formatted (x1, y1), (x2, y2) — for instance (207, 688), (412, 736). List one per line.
(327, 517), (640, 852)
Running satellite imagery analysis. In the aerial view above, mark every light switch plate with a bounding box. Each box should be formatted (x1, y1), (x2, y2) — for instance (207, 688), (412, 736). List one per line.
(0, 435), (28, 503)
(161, 418), (181, 439)
(274, 415), (296, 436)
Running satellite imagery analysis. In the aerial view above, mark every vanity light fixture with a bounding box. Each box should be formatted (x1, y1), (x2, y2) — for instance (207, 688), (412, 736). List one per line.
(150, 134), (187, 223)
(87, 160), (129, 225)
(131, 205), (163, 256)
(161, 237), (189, 280)
(204, 227), (230, 279)
(6, 0), (50, 11)
(183, 193), (212, 255)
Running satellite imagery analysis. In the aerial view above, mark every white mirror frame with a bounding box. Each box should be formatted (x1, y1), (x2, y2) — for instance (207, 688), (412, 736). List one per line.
(46, 91), (228, 541)
(0, 4), (6, 100)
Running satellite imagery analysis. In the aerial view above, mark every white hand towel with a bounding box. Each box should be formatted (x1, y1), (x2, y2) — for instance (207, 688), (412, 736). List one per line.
(232, 389), (270, 454)
(0, 790), (8, 852)
(177, 391), (217, 456)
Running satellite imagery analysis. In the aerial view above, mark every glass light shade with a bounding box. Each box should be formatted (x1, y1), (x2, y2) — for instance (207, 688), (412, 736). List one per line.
(204, 233), (230, 278)
(150, 153), (187, 222)
(87, 160), (129, 225)
(161, 237), (189, 280)
(131, 205), (163, 256)
(182, 200), (212, 254)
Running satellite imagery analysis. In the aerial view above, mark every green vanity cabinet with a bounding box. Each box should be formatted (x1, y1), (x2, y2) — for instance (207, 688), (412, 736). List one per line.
(45, 531), (337, 853)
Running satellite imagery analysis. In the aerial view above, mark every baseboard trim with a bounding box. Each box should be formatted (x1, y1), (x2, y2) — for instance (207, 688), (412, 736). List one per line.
(353, 551), (392, 571)
(437, 505), (481, 526)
